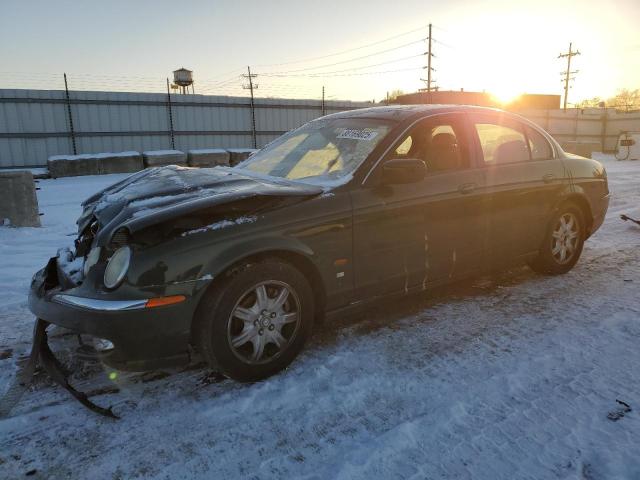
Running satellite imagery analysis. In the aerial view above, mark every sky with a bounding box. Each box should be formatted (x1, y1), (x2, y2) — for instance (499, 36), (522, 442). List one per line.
(1, 0), (638, 104)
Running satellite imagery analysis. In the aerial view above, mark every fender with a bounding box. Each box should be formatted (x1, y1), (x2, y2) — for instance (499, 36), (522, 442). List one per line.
(550, 185), (595, 233)
(202, 234), (317, 282)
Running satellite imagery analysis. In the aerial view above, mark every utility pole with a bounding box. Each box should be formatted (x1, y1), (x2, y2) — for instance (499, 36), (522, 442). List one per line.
(558, 42), (580, 111)
(321, 85), (326, 116)
(242, 66), (258, 149)
(419, 23), (436, 102)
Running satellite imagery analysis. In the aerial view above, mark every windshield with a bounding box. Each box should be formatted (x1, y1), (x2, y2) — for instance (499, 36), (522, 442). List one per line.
(236, 117), (393, 186)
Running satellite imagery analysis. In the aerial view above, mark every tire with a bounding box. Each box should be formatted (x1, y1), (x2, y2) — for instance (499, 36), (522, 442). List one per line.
(194, 258), (314, 382)
(528, 203), (585, 275)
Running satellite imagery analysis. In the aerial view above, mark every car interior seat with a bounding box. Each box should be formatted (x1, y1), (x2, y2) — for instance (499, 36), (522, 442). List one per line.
(493, 139), (529, 164)
(428, 133), (461, 171)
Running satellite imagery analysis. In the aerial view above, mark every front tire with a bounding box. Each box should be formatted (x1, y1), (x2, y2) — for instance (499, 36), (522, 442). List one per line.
(528, 203), (585, 275)
(194, 259), (314, 382)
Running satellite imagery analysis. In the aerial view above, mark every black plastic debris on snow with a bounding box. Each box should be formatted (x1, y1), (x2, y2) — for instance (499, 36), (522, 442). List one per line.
(607, 399), (632, 422)
(620, 214), (640, 226)
(0, 319), (119, 420)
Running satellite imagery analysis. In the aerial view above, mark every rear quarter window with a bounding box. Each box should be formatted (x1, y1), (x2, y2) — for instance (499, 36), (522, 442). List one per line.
(526, 126), (553, 160)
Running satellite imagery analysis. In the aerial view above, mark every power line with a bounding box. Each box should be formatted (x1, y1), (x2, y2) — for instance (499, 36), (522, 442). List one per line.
(258, 39), (425, 75)
(260, 54), (423, 77)
(290, 66), (423, 78)
(256, 24), (430, 68)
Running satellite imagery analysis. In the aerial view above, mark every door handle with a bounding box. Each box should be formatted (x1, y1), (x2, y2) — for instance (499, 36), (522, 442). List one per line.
(542, 173), (555, 184)
(458, 183), (476, 194)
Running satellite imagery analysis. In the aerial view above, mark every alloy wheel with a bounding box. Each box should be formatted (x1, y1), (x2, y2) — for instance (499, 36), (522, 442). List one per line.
(226, 280), (301, 365)
(551, 212), (580, 265)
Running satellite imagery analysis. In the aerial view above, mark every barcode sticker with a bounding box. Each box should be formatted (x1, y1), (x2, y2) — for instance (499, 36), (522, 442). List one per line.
(337, 129), (379, 141)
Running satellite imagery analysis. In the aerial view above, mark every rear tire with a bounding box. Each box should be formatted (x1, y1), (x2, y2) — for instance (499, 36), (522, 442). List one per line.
(528, 203), (585, 275)
(194, 259), (314, 382)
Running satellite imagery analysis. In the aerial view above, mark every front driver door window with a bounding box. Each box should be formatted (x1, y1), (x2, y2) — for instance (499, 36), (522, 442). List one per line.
(351, 114), (486, 298)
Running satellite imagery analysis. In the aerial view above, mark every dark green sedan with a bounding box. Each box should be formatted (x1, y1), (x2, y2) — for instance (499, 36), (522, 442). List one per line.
(29, 105), (610, 382)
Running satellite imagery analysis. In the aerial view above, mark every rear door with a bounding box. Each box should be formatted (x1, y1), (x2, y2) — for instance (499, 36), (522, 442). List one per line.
(469, 114), (566, 265)
(351, 113), (487, 299)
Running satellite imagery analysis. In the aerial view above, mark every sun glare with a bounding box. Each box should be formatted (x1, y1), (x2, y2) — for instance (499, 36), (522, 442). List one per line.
(490, 88), (522, 105)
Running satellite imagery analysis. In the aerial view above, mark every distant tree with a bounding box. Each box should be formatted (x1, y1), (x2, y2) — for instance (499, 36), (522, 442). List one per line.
(381, 89), (405, 104)
(607, 88), (640, 112)
(576, 97), (603, 108)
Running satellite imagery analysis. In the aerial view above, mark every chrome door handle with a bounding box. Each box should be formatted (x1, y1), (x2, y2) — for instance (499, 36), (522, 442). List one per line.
(542, 174), (555, 184)
(458, 183), (476, 194)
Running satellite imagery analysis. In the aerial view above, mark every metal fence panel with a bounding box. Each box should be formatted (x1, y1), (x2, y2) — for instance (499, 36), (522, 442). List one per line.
(4, 90), (640, 168)
(0, 89), (372, 168)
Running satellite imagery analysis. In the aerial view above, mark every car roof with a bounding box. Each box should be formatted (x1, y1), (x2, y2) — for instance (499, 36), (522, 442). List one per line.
(327, 104), (508, 122)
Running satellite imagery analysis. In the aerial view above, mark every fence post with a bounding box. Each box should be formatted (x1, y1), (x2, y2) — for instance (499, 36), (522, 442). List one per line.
(166, 78), (175, 150)
(600, 109), (608, 153)
(63, 73), (77, 155)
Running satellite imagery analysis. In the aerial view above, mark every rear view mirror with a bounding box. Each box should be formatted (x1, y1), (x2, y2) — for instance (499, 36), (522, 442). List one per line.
(381, 158), (426, 184)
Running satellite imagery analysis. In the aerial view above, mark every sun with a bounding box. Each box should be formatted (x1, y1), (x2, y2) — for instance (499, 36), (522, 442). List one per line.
(490, 87), (522, 105)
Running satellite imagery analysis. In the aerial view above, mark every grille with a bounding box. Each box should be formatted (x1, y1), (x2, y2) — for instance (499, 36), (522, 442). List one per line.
(110, 228), (131, 248)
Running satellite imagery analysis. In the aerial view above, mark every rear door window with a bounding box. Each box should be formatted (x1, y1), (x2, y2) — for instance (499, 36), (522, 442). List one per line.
(474, 123), (529, 164)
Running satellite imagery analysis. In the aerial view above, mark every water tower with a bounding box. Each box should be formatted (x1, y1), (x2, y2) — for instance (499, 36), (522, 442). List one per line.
(173, 68), (194, 94)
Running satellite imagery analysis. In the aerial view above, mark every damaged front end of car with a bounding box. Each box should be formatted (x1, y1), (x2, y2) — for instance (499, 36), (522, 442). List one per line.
(19, 165), (322, 416)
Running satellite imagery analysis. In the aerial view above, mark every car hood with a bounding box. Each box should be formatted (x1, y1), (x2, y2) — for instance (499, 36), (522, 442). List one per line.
(78, 165), (323, 246)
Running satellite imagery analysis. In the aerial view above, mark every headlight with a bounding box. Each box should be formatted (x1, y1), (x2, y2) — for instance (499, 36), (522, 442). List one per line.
(83, 246), (101, 276)
(103, 246), (131, 289)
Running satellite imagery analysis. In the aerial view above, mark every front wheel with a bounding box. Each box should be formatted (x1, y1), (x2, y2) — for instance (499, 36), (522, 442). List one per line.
(528, 203), (585, 275)
(194, 259), (314, 382)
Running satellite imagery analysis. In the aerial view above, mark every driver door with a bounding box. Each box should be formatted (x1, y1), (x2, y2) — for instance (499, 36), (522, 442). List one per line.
(351, 113), (487, 299)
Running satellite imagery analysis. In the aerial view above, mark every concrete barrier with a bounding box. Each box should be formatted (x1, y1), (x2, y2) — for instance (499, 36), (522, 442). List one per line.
(187, 149), (230, 167)
(560, 141), (601, 159)
(0, 171), (40, 227)
(48, 151), (143, 178)
(143, 150), (187, 167)
(228, 148), (258, 166)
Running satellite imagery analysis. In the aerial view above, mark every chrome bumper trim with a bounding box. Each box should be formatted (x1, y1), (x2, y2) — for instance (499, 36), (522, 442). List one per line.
(52, 294), (147, 311)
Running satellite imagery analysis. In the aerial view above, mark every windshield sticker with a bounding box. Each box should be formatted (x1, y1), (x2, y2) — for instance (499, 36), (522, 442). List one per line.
(337, 129), (379, 141)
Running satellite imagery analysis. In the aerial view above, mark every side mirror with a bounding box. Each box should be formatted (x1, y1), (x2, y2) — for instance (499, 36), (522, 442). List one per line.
(381, 158), (426, 184)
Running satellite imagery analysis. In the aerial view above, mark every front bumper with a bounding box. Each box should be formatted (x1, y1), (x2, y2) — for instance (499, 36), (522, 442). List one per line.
(28, 258), (203, 371)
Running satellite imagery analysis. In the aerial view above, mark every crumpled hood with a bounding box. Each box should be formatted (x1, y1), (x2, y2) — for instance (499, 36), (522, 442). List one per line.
(78, 165), (322, 246)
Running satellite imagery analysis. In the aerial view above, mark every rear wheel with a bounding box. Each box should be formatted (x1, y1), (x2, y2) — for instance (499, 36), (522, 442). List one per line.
(528, 203), (585, 275)
(194, 259), (314, 382)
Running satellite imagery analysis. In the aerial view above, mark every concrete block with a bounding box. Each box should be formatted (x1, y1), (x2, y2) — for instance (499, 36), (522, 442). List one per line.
(227, 148), (258, 166)
(98, 151), (143, 174)
(187, 149), (230, 167)
(561, 141), (601, 159)
(48, 155), (100, 178)
(143, 150), (187, 167)
(0, 171), (40, 227)
(47, 151), (143, 178)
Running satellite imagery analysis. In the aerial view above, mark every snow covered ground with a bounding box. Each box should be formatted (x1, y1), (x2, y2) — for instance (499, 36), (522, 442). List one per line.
(1, 155), (639, 479)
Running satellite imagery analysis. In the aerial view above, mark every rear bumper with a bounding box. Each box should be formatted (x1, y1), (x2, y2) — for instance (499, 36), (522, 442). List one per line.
(590, 193), (610, 236)
(28, 260), (201, 371)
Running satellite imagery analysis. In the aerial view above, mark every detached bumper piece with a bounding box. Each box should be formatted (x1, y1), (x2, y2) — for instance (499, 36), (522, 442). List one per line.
(4, 319), (119, 419)
(620, 214), (640, 226)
